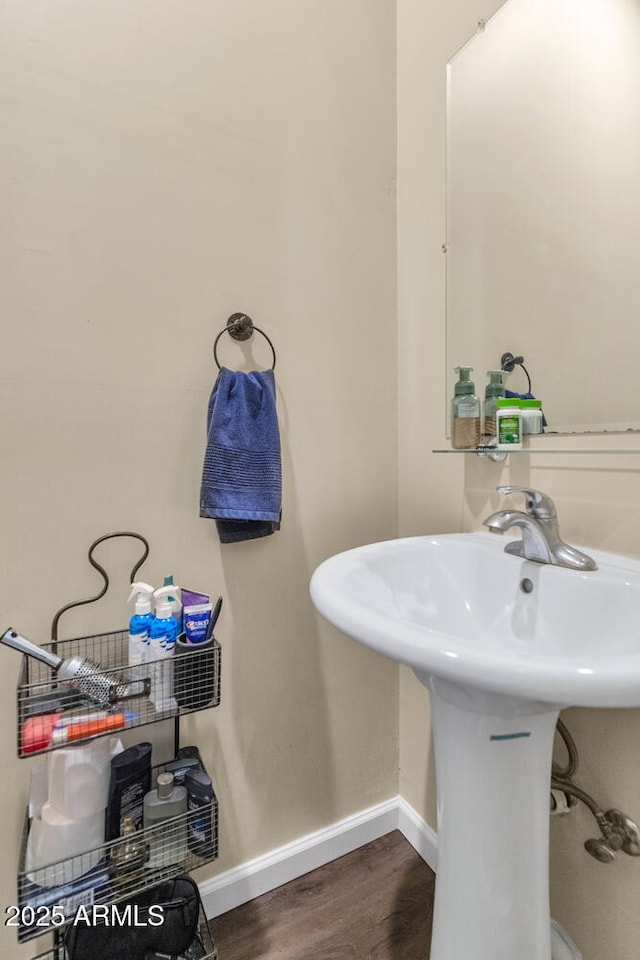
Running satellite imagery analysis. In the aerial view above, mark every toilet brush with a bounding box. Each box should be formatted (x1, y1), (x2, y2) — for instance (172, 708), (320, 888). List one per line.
(1, 627), (129, 705)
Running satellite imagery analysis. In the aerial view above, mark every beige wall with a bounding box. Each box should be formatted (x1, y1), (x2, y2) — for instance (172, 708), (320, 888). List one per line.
(398, 2), (640, 959)
(0, 3), (398, 957)
(4, 2), (638, 958)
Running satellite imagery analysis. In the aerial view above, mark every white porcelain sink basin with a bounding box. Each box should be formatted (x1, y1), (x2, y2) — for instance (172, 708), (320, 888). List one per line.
(311, 529), (638, 959)
(310, 531), (640, 709)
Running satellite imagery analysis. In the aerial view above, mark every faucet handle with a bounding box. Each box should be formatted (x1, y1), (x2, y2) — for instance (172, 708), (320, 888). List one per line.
(496, 485), (557, 519)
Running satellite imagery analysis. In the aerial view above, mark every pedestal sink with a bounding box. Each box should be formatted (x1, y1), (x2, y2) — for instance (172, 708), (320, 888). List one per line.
(310, 532), (640, 960)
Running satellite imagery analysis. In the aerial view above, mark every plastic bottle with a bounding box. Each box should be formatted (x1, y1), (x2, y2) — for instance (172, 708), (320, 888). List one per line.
(162, 575), (183, 633)
(149, 586), (180, 712)
(520, 398), (543, 435)
(496, 397), (523, 449)
(451, 366), (481, 449)
(483, 370), (506, 438)
(127, 582), (155, 675)
(109, 813), (148, 885)
(105, 742), (153, 839)
(143, 772), (187, 869)
(185, 768), (215, 858)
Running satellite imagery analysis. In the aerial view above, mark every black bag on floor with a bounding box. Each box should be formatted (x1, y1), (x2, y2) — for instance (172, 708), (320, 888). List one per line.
(63, 873), (208, 960)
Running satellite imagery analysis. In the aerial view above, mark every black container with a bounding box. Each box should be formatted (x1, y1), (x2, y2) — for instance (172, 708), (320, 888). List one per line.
(105, 742), (152, 840)
(185, 768), (215, 858)
(164, 756), (201, 785)
(177, 744), (204, 765)
(174, 635), (217, 710)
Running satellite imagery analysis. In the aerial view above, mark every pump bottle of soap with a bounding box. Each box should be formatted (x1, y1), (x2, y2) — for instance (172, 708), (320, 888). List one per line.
(128, 583), (155, 676)
(149, 586), (180, 712)
(483, 370), (506, 438)
(451, 366), (481, 449)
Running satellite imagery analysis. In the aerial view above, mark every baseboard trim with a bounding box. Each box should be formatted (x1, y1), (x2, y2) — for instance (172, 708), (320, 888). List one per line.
(200, 795), (438, 919)
(396, 795), (438, 871)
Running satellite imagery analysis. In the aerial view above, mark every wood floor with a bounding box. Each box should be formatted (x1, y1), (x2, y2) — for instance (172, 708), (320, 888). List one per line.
(212, 830), (435, 960)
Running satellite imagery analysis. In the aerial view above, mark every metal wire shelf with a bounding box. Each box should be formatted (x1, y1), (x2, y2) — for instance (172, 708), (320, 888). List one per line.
(26, 910), (218, 960)
(17, 764), (219, 943)
(16, 630), (221, 758)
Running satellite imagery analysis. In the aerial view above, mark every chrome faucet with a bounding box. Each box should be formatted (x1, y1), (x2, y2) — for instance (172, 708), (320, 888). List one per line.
(483, 485), (597, 571)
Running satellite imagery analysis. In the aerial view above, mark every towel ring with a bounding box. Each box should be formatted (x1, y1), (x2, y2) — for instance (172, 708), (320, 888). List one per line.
(213, 313), (277, 370)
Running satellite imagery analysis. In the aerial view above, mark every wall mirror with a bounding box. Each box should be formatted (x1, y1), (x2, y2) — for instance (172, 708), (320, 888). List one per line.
(445, 0), (640, 435)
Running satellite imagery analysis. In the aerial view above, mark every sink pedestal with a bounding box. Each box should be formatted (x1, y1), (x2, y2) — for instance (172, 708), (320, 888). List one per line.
(310, 532), (640, 957)
(417, 673), (560, 960)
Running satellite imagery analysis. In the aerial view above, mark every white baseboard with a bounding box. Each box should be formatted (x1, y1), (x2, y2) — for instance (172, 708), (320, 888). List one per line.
(200, 795), (438, 920)
(396, 795), (438, 870)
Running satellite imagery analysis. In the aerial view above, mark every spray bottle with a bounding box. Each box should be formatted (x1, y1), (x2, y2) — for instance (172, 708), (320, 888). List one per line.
(149, 586), (180, 712)
(162, 575), (183, 633)
(128, 583), (155, 674)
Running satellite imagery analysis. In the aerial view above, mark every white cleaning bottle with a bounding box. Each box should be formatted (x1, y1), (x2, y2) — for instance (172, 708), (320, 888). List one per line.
(162, 575), (183, 633)
(149, 586), (180, 712)
(127, 583), (155, 677)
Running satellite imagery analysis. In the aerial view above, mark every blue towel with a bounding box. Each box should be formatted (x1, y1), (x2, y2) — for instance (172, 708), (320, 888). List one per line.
(505, 390), (536, 400)
(200, 368), (282, 543)
(505, 390), (547, 428)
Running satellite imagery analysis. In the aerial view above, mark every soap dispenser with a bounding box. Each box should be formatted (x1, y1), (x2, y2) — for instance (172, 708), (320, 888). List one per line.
(483, 370), (506, 438)
(451, 366), (481, 449)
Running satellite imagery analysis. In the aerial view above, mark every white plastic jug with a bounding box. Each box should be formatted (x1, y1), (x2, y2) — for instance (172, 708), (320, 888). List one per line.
(47, 737), (121, 820)
(25, 806), (104, 886)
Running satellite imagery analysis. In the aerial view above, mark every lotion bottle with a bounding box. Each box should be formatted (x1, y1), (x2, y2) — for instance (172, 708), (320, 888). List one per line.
(143, 772), (187, 868)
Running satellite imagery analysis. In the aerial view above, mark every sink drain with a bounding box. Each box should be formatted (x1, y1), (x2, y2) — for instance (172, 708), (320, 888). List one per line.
(520, 578), (534, 593)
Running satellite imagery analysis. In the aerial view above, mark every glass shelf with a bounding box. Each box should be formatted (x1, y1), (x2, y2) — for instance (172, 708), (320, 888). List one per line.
(435, 431), (640, 457)
(433, 447), (640, 455)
